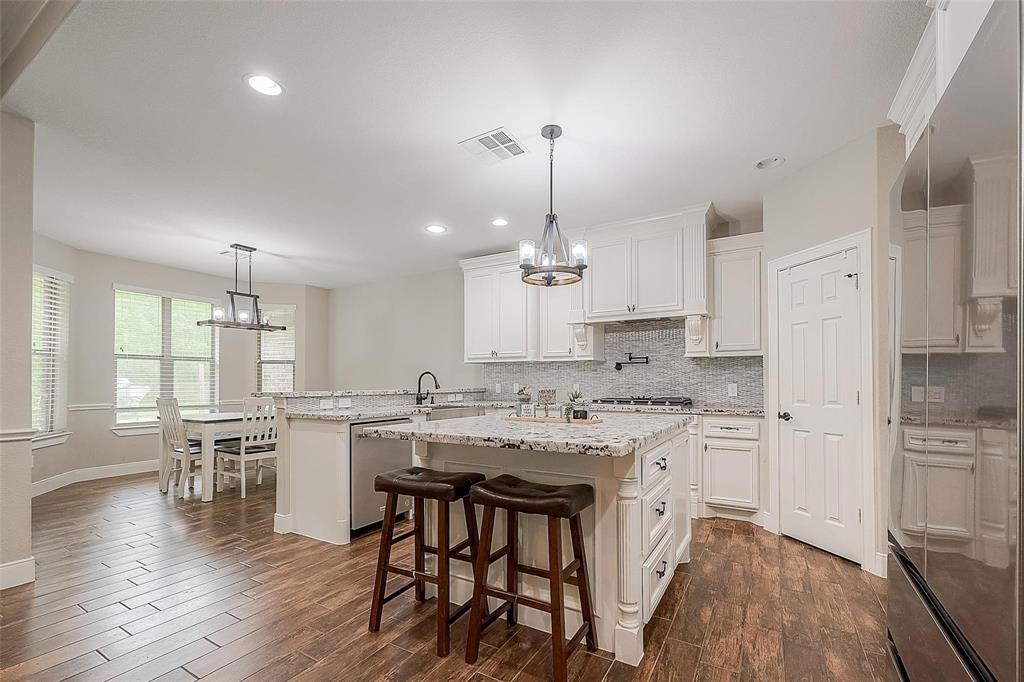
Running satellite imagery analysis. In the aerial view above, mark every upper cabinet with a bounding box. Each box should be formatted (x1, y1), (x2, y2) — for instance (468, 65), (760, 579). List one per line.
(582, 205), (714, 323)
(901, 206), (966, 353)
(461, 252), (603, 363)
(707, 234), (765, 356)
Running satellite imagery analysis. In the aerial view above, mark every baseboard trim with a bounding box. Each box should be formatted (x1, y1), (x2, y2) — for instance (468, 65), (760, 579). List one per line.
(0, 556), (36, 589)
(865, 551), (888, 578)
(32, 460), (159, 497)
(273, 513), (294, 534)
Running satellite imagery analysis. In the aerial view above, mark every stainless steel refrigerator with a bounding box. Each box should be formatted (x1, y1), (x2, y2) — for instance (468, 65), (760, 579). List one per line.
(887, 2), (1021, 679)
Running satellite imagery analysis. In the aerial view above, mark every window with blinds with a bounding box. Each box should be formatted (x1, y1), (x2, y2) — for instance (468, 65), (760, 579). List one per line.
(32, 270), (71, 435)
(256, 304), (296, 393)
(114, 288), (218, 424)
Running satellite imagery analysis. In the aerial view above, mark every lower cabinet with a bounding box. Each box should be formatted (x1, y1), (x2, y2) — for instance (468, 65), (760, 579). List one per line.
(702, 438), (759, 511)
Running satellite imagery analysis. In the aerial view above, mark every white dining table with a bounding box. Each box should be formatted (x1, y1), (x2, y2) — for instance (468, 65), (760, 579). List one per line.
(158, 412), (244, 502)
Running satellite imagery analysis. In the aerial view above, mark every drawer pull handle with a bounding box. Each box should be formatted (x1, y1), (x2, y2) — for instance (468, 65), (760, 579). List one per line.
(941, 440), (960, 446)
(656, 561), (668, 579)
(719, 426), (740, 431)
(655, 501), (667, 517)
(655, 458), (668, 471)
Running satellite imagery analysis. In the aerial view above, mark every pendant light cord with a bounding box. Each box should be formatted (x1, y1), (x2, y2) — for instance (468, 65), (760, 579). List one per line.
(549, 136), (555, 215)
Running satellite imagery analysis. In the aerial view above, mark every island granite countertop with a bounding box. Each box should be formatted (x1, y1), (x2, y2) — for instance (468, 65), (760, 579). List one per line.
(360, 412), (692, 457)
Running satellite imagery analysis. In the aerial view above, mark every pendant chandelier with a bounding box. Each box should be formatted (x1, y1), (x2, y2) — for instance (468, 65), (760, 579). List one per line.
(197, 243), (286, 332)
(519, 124), (587, 286)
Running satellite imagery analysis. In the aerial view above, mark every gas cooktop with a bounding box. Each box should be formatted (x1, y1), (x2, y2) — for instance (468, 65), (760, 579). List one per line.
(593, 396), (693, 407)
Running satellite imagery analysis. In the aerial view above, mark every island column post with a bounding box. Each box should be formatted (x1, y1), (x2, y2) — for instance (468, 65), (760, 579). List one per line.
(613, 451), (644, 665)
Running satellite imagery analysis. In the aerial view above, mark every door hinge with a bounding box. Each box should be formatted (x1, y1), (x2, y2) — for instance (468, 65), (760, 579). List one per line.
(858, 508), (862, 523)
(844, 272), (859, 290)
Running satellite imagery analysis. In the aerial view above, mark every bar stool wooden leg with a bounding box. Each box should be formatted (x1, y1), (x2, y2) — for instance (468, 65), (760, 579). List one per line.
(465, 504), (495, 664)
(569, 514), (598, 652)
(462, 497), (479, 564)
(548, 516), (568, 682)
(436, 500), (451, 657)
(506, 510), (518, 626)
(413, 497), (426, 602)
(368, 493), (399, 632)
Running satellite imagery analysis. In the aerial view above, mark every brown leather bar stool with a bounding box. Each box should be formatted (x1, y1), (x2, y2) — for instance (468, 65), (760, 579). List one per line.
(368, 466), (486, 657)
(465, 474), (598, 682)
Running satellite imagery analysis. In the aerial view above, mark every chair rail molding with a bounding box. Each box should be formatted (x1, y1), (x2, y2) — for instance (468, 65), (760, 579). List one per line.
(0, 428), (36, 444)
(68, 403), (114, 411)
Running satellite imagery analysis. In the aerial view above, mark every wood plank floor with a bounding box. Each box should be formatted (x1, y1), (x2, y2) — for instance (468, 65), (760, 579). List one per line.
(1, 473), (897, 681)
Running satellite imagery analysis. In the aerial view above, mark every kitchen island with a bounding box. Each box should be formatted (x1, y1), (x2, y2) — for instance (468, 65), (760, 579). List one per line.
(361, 412), (692, 666)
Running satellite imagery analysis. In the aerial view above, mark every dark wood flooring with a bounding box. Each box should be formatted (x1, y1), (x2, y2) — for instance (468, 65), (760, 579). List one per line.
(0, 473), (896, 681)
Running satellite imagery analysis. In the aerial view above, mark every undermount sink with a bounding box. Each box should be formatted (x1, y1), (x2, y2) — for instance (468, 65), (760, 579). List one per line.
(426, 405), (484, 421)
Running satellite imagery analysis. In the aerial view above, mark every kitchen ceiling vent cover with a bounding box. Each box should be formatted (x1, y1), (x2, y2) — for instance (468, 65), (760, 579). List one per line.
(458, 127), (527, 162)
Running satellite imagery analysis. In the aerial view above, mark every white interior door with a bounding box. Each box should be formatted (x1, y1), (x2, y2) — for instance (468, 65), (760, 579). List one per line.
(778, 248), (863, 562)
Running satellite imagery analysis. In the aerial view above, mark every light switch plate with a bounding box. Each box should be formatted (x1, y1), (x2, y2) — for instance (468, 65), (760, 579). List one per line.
(911, 386), (925, 402)
(495, 383), (501, 394)
(319, 399), (333, 410)
(573, 383), (580, 393)
(927, 386), (946, 403)
(513, 383), (520, 393)
(727, 383), (738, 398)
(447, 394), (458, 402)
(337, 398), (352, 408)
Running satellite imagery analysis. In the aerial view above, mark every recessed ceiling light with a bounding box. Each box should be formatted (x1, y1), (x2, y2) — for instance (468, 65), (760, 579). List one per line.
(425, 224), (447, 234)
(246, 74), (283, 96)
(755, 155), (786, 170)
(491, 218), (508, 227)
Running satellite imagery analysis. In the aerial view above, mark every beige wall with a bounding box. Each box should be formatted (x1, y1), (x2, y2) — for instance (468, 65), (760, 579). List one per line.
(30, 234), (330, 484)
(328, 268), (482, 390)
(763, 125), (905, 563)
(0, 111), (36, 585)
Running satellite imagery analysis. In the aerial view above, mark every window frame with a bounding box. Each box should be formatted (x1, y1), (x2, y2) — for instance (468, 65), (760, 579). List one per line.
(112, 285), (219, 425)
(31, 266), (72, 439)
(255, 303), (296, 393)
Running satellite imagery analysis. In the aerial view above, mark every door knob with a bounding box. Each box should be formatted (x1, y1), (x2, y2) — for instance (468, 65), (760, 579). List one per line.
(778, 411), (793, 422)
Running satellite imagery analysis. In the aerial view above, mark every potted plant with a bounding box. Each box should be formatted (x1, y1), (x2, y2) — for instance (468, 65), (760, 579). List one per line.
(563, 389), (588, 422)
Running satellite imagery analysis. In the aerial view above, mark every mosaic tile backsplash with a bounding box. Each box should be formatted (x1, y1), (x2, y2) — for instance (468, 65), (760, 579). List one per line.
(481, 319), (764, 407)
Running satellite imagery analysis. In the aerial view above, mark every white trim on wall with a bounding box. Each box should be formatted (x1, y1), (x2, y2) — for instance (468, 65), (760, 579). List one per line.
(0, 556), (35, 589)
(67, 403), (113, 411)
(111, 425), (160, 437)
(767, 229), (881, 577)
(32, 431), (71, 450)
(111, 282), (220, 305)
(32, 459), (159, 498)
(0, 428), (36, 443)
(33, 264), (74, 282)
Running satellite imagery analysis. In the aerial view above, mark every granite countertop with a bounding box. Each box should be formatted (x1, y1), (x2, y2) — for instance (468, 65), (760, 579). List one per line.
(588, 403), (765, 418)
(899, 414), (1017, 431)
(262, 387), (488, 398)
(360, 412), (692, 457)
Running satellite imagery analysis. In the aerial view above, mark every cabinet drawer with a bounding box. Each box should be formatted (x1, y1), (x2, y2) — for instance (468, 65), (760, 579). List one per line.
(703, 418), (759, 440)
(641, 441), (672, 490)
(903, 427), (975, 455)
(642, 531), (675, 623)
(642, 477), (673, 557)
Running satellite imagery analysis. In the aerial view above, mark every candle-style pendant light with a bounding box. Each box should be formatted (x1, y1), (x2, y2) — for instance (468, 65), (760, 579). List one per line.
(519, 124), (587, 286)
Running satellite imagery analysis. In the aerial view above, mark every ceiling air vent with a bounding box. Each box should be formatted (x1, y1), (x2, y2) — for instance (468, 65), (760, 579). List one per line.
(458, 127), (527, 162)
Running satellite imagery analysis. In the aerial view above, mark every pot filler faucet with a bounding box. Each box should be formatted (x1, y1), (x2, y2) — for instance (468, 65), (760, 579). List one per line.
(416, 371), (440, 405)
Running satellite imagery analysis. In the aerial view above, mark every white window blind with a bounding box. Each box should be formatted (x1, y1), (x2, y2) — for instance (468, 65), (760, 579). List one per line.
(32, 270), (71, 435)
(256, 304), (296, 393)
(114, 288), (218, 424)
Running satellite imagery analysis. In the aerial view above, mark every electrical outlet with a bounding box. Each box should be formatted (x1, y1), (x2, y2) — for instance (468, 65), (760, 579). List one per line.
(573, 383), (580, 393)
(447, 394), (458, 402)
(495, 383), (501, 394)
(927, 386), (946, 403)
(727, 383), (738, 398)
(513, 383), (520, 394)
(455, 393), (464, 401)
(336, 398), (352, 408)
(911, 386), (925, 403)
(319, 399), (333, 410)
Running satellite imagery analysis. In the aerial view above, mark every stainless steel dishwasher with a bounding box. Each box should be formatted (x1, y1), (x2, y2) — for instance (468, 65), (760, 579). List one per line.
(350, 418), (414, 534)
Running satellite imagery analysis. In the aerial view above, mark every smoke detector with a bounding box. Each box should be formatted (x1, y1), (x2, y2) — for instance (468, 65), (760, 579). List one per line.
(459, 127), (527, 162)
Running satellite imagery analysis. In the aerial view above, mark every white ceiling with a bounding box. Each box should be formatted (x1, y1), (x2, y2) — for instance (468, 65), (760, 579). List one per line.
(5, 1), (929, 288)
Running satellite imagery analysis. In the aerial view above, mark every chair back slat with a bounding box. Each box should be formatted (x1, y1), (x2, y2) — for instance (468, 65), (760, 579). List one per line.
(156, 398), (189, 450)
(241, 397), (277, 452)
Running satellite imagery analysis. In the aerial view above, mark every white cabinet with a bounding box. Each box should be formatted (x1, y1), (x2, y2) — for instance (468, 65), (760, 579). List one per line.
(707, 235), (764, 356)
(702, 439), (759, 511)
(901, 207), (965, 353)
(900, 427), (976, 540)
(583, 205), (715, 323)
(461, 253), (533, 363)
(462, 251), (602, 363)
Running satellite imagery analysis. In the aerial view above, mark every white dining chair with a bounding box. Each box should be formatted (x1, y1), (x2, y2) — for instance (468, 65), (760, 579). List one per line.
(215, 396), (277, 499)
(156, 397), (203, 498)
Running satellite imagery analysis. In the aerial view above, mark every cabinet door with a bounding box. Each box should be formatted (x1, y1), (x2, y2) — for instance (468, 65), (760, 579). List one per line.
(926, 225), (963, 350)
(901, 224), (928, 350)
(633, 228), (683, 315)
(464, 270), (496, 361)
(495, 267), (528, 358)
(539, 286), (573, 359)
(710, 249), (762, 355)
(702, 439), (758, 511)
(587, 234), (631, 319)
